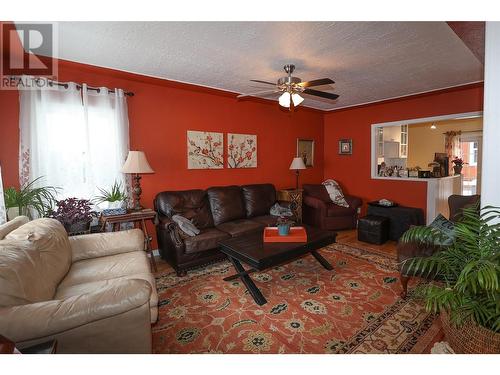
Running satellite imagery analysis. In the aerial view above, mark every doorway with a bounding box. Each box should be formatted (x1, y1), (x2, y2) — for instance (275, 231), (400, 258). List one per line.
(460, 132), (482, 196)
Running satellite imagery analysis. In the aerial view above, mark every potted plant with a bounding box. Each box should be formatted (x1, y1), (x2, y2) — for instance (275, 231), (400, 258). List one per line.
(277, 216), (292, 236)
(49, 198), (97, 235)
(3, 176), (59, 220)
(451, 157), (466, 175)
(93, 181), (128, 215)
(401, 204), (500, 353)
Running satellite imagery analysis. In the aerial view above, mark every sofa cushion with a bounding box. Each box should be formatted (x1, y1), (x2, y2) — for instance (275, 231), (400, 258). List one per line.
(184, 228), (230, 254)
(207, 186), (246, 225)
(0, 239), (54, 306)
(155, 190), (214, 229)
(303, 184), (332, 202)
(241, 184), (277, 218)
(0, 216), (29, 240)
(6, 218), (72, 293)
(55, 271), (158, 323)
(216, 219), (264, 237)
(326, 203), (356, 217)
(251, 215), (279, 227)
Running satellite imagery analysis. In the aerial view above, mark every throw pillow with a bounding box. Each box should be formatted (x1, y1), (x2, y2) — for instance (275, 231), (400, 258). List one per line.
(429, 214), (455, 246)
(322, 179), (349, 208)
(269, 203), (293, 217)
(172, 215), (201, 237)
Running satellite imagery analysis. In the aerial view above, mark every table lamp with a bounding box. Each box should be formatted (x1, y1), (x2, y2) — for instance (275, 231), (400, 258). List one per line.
(289, 157), (306, 190)
(122, 151), (154, 211)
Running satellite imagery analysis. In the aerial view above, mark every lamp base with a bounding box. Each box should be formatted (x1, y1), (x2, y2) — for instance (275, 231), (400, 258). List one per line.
(132, 174), (143, 211)
(295, 170), (300, 190)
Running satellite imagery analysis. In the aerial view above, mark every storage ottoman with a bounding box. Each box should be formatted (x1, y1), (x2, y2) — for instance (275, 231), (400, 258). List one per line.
(358, 215), (390, 245)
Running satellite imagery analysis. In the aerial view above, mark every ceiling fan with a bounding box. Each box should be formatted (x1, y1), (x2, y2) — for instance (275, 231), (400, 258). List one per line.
(237, 64), (339, 110)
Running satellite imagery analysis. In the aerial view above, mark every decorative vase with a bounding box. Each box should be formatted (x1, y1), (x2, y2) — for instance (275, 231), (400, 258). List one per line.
(453, 165), (463, 175)
(277, 223), (291, 236)
(6, 207), (20, 221)
(64, 220), (91, 236)
(441, 310), (500, 354)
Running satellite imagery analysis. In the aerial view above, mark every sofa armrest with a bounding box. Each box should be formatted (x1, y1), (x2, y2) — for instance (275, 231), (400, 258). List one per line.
(157, 215), (184, 247)
(0, 279), (151, 343)
(344, 195), (362, 210)
(69, 229), (144, 262)
(303, 195), (327, 211)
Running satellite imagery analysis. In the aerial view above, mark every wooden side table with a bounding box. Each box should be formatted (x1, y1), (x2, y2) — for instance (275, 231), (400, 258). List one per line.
(277, 189), (304, 223)
(99, 209), (157, 272)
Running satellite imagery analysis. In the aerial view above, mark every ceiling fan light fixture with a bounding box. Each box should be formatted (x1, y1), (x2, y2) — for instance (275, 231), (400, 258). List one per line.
(279, 92), (291, 108)
(292, 93), (304, 106)
(278, 92), (304, 108)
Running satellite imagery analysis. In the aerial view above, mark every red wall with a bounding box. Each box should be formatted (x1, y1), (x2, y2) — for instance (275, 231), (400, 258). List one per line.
(323, 85), (484, 216)
(0, 60), (325, 204)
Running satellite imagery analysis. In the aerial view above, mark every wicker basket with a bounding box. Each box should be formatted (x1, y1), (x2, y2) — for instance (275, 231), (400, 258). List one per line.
(441, 310), (500, 353)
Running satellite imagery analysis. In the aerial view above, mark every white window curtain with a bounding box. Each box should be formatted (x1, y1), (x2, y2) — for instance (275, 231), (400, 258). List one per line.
(19, 77), (130, 200)
(0, 165), (6, 224)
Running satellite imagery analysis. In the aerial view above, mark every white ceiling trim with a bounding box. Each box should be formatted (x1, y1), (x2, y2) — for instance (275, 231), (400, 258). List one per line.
(323, 80), (484, 112)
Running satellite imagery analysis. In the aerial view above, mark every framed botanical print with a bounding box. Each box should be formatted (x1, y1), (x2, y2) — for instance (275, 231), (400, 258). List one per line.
(297, 139), (314, 167)
(227, 133), (257, 168)
(338, 139), (353, 155)
(187, 130), (224, 169)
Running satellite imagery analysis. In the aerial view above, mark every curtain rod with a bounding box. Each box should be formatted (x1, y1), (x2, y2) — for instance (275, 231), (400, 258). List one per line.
(9, 76), (134, 97)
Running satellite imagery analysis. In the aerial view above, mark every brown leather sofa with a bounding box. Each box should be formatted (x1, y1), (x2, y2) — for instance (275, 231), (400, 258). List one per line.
(0, 216), (157, 353)
(397, 194), (480, 297)
(154, 183), (290, 276)
(302, 184), (362, 230)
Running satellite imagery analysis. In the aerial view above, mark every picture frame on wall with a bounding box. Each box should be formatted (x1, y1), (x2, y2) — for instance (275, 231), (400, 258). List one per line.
(338, 139), (353, 155)
(297, 139), (314, 167)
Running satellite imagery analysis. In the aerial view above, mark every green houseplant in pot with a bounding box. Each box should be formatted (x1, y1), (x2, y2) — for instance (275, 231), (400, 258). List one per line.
(3, 176), (59, 220)
(401, 204), (500, 353)
(93, 180), (128, 215)
(49, 198), (97, 235)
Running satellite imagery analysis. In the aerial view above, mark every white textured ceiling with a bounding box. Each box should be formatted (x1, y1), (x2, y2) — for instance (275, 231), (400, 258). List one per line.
(45, 22), (484, 110)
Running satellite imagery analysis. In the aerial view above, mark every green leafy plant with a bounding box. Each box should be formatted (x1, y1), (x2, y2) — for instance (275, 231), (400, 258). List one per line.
(401, 204), (500, 333)
(93, 181), (128, 205)
(3, 176), (59, 218)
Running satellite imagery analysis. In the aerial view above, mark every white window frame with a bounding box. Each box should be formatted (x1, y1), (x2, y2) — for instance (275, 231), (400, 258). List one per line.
(371, 111), (483, 181)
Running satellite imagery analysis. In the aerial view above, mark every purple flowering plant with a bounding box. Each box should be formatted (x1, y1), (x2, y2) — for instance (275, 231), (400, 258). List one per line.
(49, 197), (96, 227)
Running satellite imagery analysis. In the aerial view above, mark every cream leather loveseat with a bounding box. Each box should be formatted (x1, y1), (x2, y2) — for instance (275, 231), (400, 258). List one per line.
(0, 216), (158, 353)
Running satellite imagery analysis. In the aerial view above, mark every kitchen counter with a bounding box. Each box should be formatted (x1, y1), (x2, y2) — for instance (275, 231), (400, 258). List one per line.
(371, 175), (462, 223)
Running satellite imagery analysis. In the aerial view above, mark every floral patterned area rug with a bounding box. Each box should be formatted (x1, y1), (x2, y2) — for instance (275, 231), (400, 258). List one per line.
(152, 243), (436, 354)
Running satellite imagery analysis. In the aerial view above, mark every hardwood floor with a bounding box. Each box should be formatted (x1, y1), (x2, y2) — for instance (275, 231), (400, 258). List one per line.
(153, 228), (398, 277)
(336, 229), (398, 258)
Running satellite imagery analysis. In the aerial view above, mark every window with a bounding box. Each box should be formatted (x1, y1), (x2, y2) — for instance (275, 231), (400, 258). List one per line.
(400, 124), (408, 158)
(19, 78), (130, 200)
(377, 127), (384, 157)
(469, 141), (478, 166)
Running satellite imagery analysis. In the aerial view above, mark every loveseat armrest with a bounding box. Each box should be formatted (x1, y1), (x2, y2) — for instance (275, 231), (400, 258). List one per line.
(69, 229), (144, 262)
(0, 279), (151, 343)
(344, 195), (362, 210)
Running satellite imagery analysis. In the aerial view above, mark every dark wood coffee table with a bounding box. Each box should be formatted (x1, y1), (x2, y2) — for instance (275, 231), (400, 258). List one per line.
(219, 225), (337, 305)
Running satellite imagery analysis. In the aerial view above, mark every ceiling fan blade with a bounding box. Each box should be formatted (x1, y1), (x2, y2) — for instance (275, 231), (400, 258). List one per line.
(250, 79), (276, 86)
(237, 89), (280, 99)
(298, 78), (335, 88)
(303, 89), (339, 100)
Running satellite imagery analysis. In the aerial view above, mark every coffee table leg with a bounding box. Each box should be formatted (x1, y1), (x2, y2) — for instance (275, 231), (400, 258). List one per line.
(228, 257), (267, 306)
(311, 250), (334, 270)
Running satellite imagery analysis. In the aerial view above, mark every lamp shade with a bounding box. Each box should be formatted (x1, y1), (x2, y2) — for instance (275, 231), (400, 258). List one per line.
(289, 157), (306, 170)
(122, 151), (154, 174)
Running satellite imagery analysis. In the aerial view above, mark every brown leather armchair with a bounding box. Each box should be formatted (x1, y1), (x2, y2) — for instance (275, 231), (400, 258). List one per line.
(302, 184), (362, 231)
(398, 194), (480, 297)
(154, 184), (291, 276)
